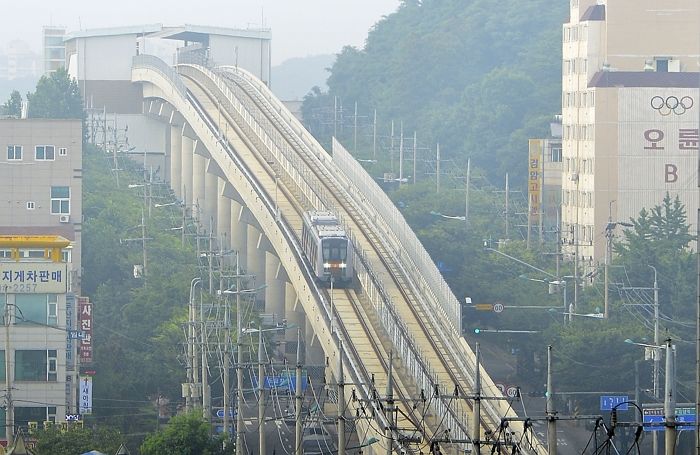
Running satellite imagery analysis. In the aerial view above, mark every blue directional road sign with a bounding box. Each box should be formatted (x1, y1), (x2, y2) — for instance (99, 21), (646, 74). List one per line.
(642, 404), (695, 432)
(215, 408), (235, 419)
(600, 395), (629, 411)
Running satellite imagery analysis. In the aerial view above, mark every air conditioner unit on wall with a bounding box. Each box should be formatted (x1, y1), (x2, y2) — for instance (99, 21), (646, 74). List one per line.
(59, 214), (70, 223)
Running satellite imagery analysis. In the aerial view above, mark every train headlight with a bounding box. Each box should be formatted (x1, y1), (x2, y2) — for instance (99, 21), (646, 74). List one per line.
(323, 263), (331, 269)
(339, 263), (347, 269)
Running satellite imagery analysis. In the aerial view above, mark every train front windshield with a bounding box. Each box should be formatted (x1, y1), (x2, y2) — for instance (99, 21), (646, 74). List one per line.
(322, 238), (348, 262)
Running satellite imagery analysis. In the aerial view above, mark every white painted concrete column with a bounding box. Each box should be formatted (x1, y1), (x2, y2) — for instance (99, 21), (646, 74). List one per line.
(217, 179), (231, 251)
(170, 125), (182, 199)
(192, 153), (206, 223)
(181, 136), (194, 207)
(283, 283), (302, 358)
(264, 253), (285, 323)
(204, 166), (218, 233)
(230, 202), (248, 270)
(246, 226), (266, 304)
(305, 319), (325, 366)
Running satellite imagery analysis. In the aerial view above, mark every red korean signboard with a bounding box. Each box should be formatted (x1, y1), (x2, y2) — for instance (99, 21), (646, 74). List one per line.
(78, 297), (93, 364)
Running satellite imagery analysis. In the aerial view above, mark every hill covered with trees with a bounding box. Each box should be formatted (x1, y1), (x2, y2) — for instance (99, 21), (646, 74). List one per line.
(302, 0), (567, 183)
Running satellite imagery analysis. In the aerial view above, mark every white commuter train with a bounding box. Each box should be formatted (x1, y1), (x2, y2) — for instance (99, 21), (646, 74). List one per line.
(301, 211), (353, 286)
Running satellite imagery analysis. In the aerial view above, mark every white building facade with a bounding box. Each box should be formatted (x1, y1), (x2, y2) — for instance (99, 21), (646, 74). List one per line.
(561, 0), (700, 265)
(0, 119), (83, 440)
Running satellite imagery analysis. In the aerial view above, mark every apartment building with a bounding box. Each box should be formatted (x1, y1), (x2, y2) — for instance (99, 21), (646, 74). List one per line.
(0, 118), (83, 442)
(42, 26), (67, 75)
(561, 0), (700, 265)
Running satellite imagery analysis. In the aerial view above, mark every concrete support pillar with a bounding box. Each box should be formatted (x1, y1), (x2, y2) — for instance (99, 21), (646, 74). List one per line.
(204, 166), (218, 233)
(192, 153), (206, 222)
(230, 202), (247, 270)
(305, 320), (325, 366)
(284, 284), (303, 358)
(163, 125), (172, 184)
(217, 179), (231, 251)
(181, 136), (194, 207)
(170, 125), (182, 199)
(246, 226), (266, 304)
(264, 253), (285, 323)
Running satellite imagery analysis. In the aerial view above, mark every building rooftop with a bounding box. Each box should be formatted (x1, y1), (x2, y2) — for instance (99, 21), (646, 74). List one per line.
(589, 71), (700, 88)
(156, 24), (271, 43)
(64, 24), (163, 41)
(64, 23), (271, 43)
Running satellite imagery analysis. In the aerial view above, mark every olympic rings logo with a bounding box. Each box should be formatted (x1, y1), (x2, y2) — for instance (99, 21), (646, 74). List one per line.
(650, 95), (694, 116)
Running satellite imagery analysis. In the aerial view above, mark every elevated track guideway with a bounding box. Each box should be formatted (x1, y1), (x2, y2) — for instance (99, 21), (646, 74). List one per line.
(132, 55), (546, 454)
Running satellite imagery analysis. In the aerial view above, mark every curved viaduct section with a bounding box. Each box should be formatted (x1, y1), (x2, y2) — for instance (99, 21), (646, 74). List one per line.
(131, 55), (546, 455)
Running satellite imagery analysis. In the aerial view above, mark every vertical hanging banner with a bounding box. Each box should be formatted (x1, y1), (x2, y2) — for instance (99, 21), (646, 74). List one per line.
(78, 297), (93, 364)
(79, 375), (93, 415)
(528, 139), (543, 222)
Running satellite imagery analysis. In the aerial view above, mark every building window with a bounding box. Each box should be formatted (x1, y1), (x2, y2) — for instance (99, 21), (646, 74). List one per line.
(7, 145), (22, 161)
(550, 147), (562, 163)
(26, 201), (35, 210)
(47, 295), (58, 326)
(35, 145), (55, 161)
(15, 350), (57, 382)
(15, 294), (57, 325)
(58, 147), (67, 157)
(50, 186), (70, 214)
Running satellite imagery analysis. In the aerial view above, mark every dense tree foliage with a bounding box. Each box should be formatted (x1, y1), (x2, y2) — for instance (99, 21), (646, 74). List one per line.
(1, 90), (22, 117)
(81, 145), (199, 447)
(32, 425), (124, 455)
(27, 68), (83, 119)
(302, 0), (566, 183)
(140, 412), (231, 455)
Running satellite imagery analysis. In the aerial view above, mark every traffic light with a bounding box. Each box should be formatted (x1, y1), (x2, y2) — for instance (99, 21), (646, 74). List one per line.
(474, 328), (481, 334)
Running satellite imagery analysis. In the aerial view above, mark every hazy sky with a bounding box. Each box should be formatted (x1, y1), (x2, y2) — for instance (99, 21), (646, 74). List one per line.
(1, 0), (400, 65)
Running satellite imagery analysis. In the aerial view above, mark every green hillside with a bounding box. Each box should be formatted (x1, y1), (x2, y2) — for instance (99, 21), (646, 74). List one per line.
(302, 0), (566, 183)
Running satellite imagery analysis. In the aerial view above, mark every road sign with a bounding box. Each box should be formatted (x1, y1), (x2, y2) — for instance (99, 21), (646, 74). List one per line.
(600, 395), (629, 411)
(643, 403), (696, 432)
(506, 386), (519, 398)
(493, 303), (504, 313)
(495, 383), (506, 394)
(216, 408), (235, 419)
(474, 304), (493, 311)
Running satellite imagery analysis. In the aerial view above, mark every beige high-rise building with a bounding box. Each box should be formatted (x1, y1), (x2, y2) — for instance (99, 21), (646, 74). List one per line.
(561, 0), (700, 269)
(0, 119), (83, 439)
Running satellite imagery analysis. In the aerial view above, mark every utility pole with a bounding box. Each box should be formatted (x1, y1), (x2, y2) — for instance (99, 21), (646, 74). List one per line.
(412, 131), (417, 185)
(333, 96), (338, 138)
(664, 338), (676, 455)
(295, 329), (302, 455)
(505, 173), (510, 240)
(337, 342), (346, 455)
(223, 294), (231, 446)
(4, 288), (13, 446)
(651, 265), (661, 404)
(372, 110), (377, 160)
(258, 325), (265, 455)
(436, 143), (440, 193)
(465, 158), (471, 229)
(385, 352), (394, 455)
(141, 209), (148, 283)
(236, 255), (244, 455)
(390, 121), (395, 174)
(399, 121), (404, 184)
(546, 345), (557, 455)
(201, 282), (211, 426)
(472, 343), (481, 455)
(353, 101), (358, 154)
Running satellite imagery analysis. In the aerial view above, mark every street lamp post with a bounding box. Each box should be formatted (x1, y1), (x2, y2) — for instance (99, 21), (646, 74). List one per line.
(603, 207), (633, 318)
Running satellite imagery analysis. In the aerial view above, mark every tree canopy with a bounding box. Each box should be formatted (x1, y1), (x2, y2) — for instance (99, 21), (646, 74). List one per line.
(140, 412), (231, 455)
(302, 0), (566, 184)
(32, 425), (124, 455)
(1, 90), (22, 117)
(27, 68), (83, 119)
